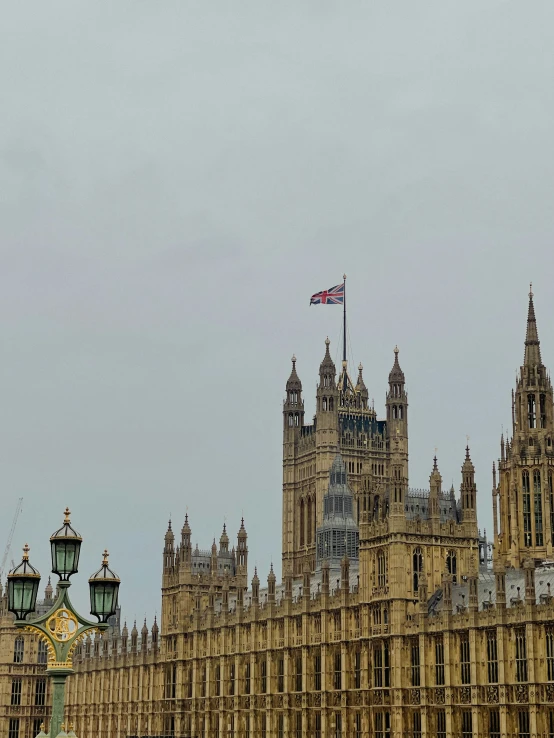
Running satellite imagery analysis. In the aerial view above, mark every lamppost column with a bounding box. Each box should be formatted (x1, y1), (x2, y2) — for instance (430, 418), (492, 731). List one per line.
(49, 671), (71, 737)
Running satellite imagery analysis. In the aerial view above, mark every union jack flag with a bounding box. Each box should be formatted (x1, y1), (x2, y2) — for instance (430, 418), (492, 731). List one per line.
(310, 283), (344, 305)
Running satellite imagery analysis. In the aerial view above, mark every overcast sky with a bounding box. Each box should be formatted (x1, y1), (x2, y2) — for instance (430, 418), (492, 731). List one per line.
(1, 2), (554, 624)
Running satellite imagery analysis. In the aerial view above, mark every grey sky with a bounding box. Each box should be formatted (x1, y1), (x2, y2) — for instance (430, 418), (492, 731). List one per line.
(1, 1), (554, 622)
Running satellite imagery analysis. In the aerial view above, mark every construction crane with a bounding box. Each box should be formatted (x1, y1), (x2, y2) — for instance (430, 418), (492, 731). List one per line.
(0, 497), (23, 582)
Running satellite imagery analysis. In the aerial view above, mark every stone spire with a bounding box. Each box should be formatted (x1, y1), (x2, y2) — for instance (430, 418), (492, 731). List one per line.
(388, 345), (405, 384)
(429, 456), (442, 520)
(524, 284), (542, 367)
(219, 523), (229, 554)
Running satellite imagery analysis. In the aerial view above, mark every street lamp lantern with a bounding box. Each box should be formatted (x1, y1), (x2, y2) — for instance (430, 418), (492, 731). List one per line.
(7, 544), (41, 620)
(50, 508), (82, 582)
(89, 549), (120, 623)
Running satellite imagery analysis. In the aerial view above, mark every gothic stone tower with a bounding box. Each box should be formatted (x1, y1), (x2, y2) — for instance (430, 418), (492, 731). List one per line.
(496, 288), (554, 567)
(161, 517), (248, 637)
(282, 339), (408, 577)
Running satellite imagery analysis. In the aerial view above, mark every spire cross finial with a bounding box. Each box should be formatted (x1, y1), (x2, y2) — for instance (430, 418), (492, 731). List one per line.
(529, 281), (533, 298)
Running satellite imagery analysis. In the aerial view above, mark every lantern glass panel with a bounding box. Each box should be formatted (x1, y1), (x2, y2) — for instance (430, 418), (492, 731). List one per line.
(89, 580), (119, 623)
(51, 539), (81, 581)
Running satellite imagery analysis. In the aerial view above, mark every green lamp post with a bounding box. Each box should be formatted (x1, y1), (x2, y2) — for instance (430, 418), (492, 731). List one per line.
(7, 508), (120, 738)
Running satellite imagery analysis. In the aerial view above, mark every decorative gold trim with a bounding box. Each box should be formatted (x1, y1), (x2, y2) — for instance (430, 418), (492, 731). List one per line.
(23, 625), (57, 663)
(46, 608), (79, 643)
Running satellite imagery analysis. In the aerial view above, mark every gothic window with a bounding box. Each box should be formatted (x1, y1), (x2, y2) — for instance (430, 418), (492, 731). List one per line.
(229, 663), (235, 695)
(11, 678), (21, 706)
(377, 550), (387, 587)
(534, 470), (544, 546)
(435, 636), (445, 686)
(399, 406), (403, 420)
(354, 713), (362, 738)
(295, 655), (302, 692)
(288, 413), (293, 427)
(165, 663), (177, 699)
(413, 711), (421, 738)
(329, 397), (334, 411)
(446, 551), (457, 583)
(411, 638), (420, 686)
(214, 665), (221, 696)
(299, 500), (305, 547)
(412, 548), (423, 593)
(334, 651), (342, 690)
(322, 397), (327, 411)
(13, 637), (24, 664)
(373, 642), (383, 687)
(515, 628), (528, 682)
(392, 406), (397, 419)
(487, 630), (498, 683)
(38, 640), (48, 665)
(277, 657), (284, 692)
(460, 632), (470, 685)
(437, 710), (446, 738)
(489, 710), (500, 738)
(550, 472), (554, 546)
(523, 471), (532, 547)
(8, 720), (19, 738)
(35, 678), (46, 707)
(295, 712), (302, 738)
(334, 713), (342, 738)
(546, 627), (554, 681)
(314, 652), (321, 691)
(541, 394), (547, 428)
(294, 413), (299, 426)
(528, 394), (536, 428)
(354, 650), (361, 689)
(518, 710), (530, 738)
(461, 711), (472, 738)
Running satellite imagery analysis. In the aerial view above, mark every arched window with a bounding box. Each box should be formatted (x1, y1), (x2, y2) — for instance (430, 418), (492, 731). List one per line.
(377, 550), (387, 587)
(446, 550), (457, 584)
(534, 469), (543, 546)
(392, 406), (397, 419)
(37, 640), (48, 665)
(413, 548), (423, 593)
(329, 397), (334, 412)
(528, 394), (536, 428)
(307, 497), (312, 546)
(398, 406), (403, 420)
(550, 471), (554, 546)
(299, 500), (305, 547)
(322, 398), (327, 411)
(540, 394), (547, 428)
(294, 413), (299, 427)
(288, 413), (293, 427)
(522, 470), (531, 547)
(13, 637), (24, 664)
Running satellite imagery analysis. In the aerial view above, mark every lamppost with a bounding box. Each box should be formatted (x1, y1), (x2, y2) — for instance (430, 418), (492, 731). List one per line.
(7, 508), (120, 738)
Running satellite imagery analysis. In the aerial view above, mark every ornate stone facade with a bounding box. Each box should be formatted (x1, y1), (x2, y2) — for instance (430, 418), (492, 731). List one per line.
(3, 289), (554, 737)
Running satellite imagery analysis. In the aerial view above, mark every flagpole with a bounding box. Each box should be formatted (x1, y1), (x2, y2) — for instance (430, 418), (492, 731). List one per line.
(343, 273), (347, 364)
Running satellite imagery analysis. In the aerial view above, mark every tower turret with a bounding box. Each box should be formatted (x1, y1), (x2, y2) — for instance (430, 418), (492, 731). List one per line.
(498, 287), (554, 566)
(163, 521), (175, 572)
(219, 523), (229, 555)
(237, 518), (248, 572)
(181, 513), (192, 567)
(283, 355), (304, 433)
(461, 446), (477, 523)
(429, 457), (442, 522)
(386, 346), (408, 443)
(316, 338), (339, 429)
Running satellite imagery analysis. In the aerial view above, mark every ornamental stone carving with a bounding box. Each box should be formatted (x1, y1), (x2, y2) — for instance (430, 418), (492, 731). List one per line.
(460, 688), (471, 704)
(487, 686), (499, 704)
(410, 689), (421, 705)
(435, 688), (445, 705)
(515, 685), (528, 704)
